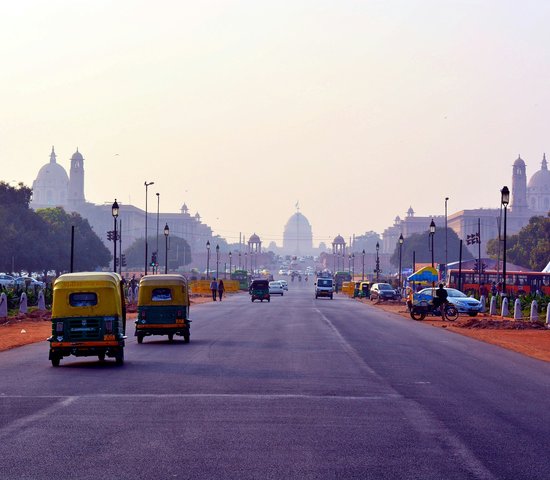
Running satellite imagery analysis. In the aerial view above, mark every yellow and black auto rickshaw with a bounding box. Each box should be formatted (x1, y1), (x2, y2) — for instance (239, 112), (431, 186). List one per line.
(135, 274), (191, 343)
(48, 272), (126, 366)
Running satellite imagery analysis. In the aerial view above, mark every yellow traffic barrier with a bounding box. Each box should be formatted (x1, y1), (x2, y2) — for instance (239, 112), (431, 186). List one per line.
(189, 280), (241, 295)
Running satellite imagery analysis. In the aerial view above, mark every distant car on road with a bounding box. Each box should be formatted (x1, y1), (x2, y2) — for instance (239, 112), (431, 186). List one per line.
(370, 283), (401, 301)
(269, 281), (284, 296)
(279, 280), (288, 291)
(0, 274), (16, 288)
(416, 287), (482, 316)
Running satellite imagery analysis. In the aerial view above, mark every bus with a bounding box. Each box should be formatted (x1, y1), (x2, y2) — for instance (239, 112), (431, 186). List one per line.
(446, 269), (550, 296)
(230, 270), (250, 290)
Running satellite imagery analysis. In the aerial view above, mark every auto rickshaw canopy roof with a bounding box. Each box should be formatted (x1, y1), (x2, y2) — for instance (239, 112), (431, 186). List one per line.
(138, 274), (189, 306)
(52, 271), (124, 318)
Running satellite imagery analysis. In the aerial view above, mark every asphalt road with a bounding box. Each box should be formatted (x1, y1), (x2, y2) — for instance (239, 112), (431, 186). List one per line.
(1, 281), (550, 479)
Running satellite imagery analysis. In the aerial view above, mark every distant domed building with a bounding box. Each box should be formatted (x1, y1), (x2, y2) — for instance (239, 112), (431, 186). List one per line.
(31, 147), (71, 208)
(283, 211), (313, 255)
(528, 154), (550, 214)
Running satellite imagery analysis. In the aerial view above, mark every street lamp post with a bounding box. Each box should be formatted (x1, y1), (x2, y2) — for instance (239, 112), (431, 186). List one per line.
(445, 197), (449, 275)
(398, 234), (404, 290)
(229, 252), (232, 278)
(348, 254), (351, 275)
(216, 244), (220, 280)
(144, 181), (154, 275)
(375, 242), (380, 282)
(352, 253), (355, 278)
(206, 240), (211, 279)
(112, 199), (119, 272)
(238, 251), (241, 270)
(429, 219), (436, 268)
(501, 186), (510, 297)
(245, 252), (248, 273)
(155, 193), (160, 274)
(164, 223), (169, 274)
(362, 249), (365, 281)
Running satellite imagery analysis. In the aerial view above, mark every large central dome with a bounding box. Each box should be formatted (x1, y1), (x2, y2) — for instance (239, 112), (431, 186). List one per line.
(31, 146), (69, 208)
(283, 212), (313, 255)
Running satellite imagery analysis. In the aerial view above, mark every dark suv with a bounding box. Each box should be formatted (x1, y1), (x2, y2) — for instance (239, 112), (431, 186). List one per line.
(370, 283), (400, 301)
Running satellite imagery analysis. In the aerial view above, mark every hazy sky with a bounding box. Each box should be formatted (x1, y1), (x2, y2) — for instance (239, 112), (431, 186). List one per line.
(2, 0), (550, 246)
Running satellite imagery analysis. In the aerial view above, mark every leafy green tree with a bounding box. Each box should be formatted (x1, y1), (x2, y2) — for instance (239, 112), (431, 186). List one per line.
(124, 235), (192, 270)
(486, 213), (550, 270)
(0, 182), (50, 273)
(390, 228), (473, 267)
(37, 208), (110, 273)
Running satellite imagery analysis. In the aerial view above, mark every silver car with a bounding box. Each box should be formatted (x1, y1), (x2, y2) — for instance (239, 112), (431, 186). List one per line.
(417, 287), (482, 316)
(0, 274), (15, 288)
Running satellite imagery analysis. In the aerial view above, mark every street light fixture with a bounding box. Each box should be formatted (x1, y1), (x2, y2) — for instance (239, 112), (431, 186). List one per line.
(398, 234), (404, 290)
(238, 251), (241, 270)
(144, 181), (154, 275)
(352, 253), (355, 278)
(164, 223), (169, 274)
(501, 186), (510, 297)
(206, 240), (211, 279)
(155, 193), (160, 274)
(429, 219), (436, 268)
(216, 244), (220, 279)
(362, 249), (365, 281)
(245, 252), (248, 272)
(112, 199), (119, 273)
(229, 252), (232, 279)
(375, 242), (380, 282)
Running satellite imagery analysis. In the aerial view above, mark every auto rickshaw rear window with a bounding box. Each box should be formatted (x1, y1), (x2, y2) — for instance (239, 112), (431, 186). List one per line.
(69, 292), (98, 307)
(151, 288), (172, 301)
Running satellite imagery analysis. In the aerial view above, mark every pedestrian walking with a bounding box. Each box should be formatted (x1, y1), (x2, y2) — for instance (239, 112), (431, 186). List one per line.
(210, 277), (218, 301)
(218, 279), (225, 301)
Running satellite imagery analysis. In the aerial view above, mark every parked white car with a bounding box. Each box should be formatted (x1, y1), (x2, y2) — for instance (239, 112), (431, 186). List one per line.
(269, 281), (284, 296)
(15, 276), (45, 289)
(0, 274), (16, 288)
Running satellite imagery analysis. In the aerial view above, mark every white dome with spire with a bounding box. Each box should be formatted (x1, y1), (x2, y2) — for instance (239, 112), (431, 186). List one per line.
(527, 154), (550, 213)
(31, 146), (69, 208)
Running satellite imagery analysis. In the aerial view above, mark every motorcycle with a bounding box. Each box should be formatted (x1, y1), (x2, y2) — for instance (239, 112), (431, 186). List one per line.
(409, 300), (459, 321)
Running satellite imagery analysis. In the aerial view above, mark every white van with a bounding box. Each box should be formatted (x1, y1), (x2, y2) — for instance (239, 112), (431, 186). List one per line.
(315, 278), (334, 299)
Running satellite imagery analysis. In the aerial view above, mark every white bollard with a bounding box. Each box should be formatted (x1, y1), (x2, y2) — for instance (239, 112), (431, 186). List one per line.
(489, 296), (497, 315)
(501, 297), (509, 317)
(19, 292), (28, 314)
(37, 290), (46, 310)
(480, 295), (486, 313)
(513, 298), (522, 320)
(546, 305), (550, 328)
(0, 292), (7, 318)
(530, 300), (539, 322)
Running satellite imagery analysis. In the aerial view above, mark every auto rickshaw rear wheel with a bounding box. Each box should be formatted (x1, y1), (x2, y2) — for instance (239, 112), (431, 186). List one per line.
(98, 352), (106, 362)
(168, 333), (174, 342)
(137, 334), (144, 344)
(184, 332), (190, 343)
(51, 354), (61, 367)
(115, 349), (124, 366)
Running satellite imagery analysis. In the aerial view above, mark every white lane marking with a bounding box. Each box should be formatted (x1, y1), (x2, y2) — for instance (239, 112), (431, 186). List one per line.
(313, 306), (498, 480)
(0, 393), (398, 400)
(0, 396), (78, 439)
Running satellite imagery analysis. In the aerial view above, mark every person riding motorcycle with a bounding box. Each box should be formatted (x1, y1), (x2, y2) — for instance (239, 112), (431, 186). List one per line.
(432, 283), (448, 315)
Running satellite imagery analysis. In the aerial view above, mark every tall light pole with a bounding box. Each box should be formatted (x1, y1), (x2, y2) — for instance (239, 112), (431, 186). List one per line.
(348, 254), (351, 275)
(352, 253), (355, 279)
(206, 240), (211, 279)
(229, 251), (232, 278)
(164, 223), (169, 274)
(429, 219), (436, 268)
(398, 234), (404, 290)
(144, 181), (154, 275)
(245, 252), (248, 272)
(501, 186), (510, 297)
(155, 192), (160, 274)
(112, 199), (119, 272)
(216, 244), (220, 279)
(238, 251), (241, 270)
(375, 242), (380, 282)
(362, 249), (365, 281)
(445, 197), (449, 276)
